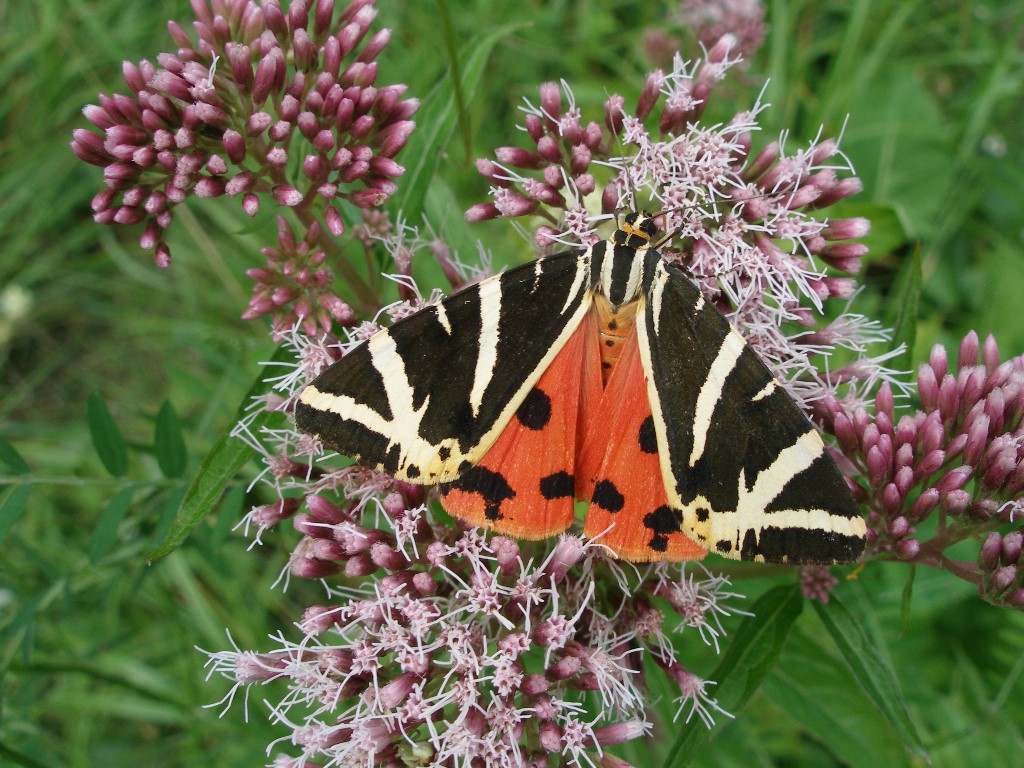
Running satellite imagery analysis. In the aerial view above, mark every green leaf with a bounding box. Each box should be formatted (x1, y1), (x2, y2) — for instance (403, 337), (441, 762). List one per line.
(0, 435), (30, 474)
(0, 484), (31, 546)
(87, 391), (128, 477)
(147, 347), (290, 561)
(393, 21), (526, 221)
(88, 486), (134, 562)
(663, 584), (804, 767)
(885, 244), (921, 374)
(154, 400), (187, 479)
(812, 595), (928, 759)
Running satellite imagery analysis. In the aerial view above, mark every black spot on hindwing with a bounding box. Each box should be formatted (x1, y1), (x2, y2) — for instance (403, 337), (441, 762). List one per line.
(441, 467), (515, 521)
(592, 480), (625, 513)
(540, 471), (575, 500)
(643, 505), (682, 552)
(516, 388), (552, 430)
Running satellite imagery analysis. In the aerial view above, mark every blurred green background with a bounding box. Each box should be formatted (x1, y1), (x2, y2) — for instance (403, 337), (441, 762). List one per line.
(2, 1), (1023, 766)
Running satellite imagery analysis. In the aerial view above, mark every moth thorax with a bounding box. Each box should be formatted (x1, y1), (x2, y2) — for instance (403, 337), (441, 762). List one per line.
(593, 292), (640, 384)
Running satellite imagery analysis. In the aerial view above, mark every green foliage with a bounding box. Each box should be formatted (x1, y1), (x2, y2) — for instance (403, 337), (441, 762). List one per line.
(3, 0), (1023, 766)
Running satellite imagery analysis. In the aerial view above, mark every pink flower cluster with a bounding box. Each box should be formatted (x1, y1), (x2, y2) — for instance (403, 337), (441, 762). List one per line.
(819, 331), (1024, 607)
(207, 482), (741, 766)
(71, 0), (416, 335)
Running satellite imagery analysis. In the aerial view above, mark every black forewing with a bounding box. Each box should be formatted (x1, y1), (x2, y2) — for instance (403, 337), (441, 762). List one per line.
(295, 247), (595, 481)
(640, 253), (864, 563)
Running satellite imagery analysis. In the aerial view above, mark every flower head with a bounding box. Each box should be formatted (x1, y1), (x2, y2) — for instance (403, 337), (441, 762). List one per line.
(71, 0), (417, 334)
(467, 42), (887, 415)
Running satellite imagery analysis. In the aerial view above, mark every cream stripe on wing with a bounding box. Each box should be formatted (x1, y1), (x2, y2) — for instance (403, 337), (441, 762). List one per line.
(688, 329), (746, 467)
(469, 278), (502, 417)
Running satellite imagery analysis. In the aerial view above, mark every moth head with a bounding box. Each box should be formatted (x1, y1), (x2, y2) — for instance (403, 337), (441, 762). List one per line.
(614, 210), (660, 249)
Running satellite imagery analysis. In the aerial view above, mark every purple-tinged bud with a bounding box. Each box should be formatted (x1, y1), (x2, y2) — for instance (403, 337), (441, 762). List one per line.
(343, 554), (374, 577)
(113, 206), (145, 225)
(958, 330), (979, 371)
(538, 81), (562, 121)
(807, 176), (862, 208)
(369, 542), (404, 571)
(887, 515), (909, 538)
(861, 422), (880, 455)
(266, 146), (288, 166)
(895, 538), (920, 559)
(985, 387), (1007, 434)
(909, 488), (940, 521)
(303, 154), (324, 179)
(895, 443), (914, 472)
(193, 176), (224, 196)
(963, 413), (991, 466)
(139, 223), (160, 251)
(539, 721), (562, 752)
(832, 409), (858, 455)
(522, 674), (549, 697)
(980, 333), (1000, 373)
(895, 415), (917, 448)
(875, 382), (895, 421)
(822, 217), (871, 241)
(549, 655), (582, 680)
(324, 204), (345, 236)
(291, 556), (341, 579)
(959, 367), (986, 414)
(875, 410), (893, 439)
(979, 532), (1003, 569)
(358, 28), (391, 63)
(938, 374), (959, 422)
(242, 193), (260, 216)
(272, 185), (303, 206)
(350, 111), (374, 138)
(918, 363), (939, 411)
(225, 171), (255, 196)
(604, 93), (625, 134)
(465, 202), (500, 222)
(943, 489), (971, 514)
(246, 111), (273, 135)
(536, 136), (562, 164)
(881, 484), (903, 514)
(370, 156), (404, 177)
(378, 120), (415, 157)
(206, 154), (228, 175)
(349, 188), (389, 208)
(592, 722), (648, 747)
(543, 537), (585, 583)
(930, 343), (949, 380)
(311, 538), (346, 560)
(496, 146), (542, 168)
(936, 465), (973, 494)
(576, 173), (596, 195)
(914, 449), (946, 481)
(635, 70), (663, 120)
(919, 413), (944, 454)
(153, 243), (171, 268)
(983, 451), (1016, 489)
(894, 464), (914, 495)
(990, 565), (1017, 595)
(1002, 531), (1023, 564)
(867, 446), (890, 488)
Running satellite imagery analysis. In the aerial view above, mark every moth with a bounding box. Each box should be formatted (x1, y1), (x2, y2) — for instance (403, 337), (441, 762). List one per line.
(295, 212), (866, 563)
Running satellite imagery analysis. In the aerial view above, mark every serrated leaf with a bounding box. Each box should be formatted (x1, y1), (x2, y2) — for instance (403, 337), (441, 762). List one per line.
(812, 596), (928, 759)
(885, 244), (921, 374)
(154, 400), (187, 478)
(0, 484), (31, 546)
(393, 21), (527, 221)
(663, 584), (804, 766)
(87, 391), (128, 477)
(88, 486), (134, 562)
(147, 347), (290, 561)
(0, 435), (30, 474)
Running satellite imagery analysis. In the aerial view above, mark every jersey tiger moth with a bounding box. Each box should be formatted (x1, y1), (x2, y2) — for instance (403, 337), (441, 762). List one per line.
(295, 212), (867, 563)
